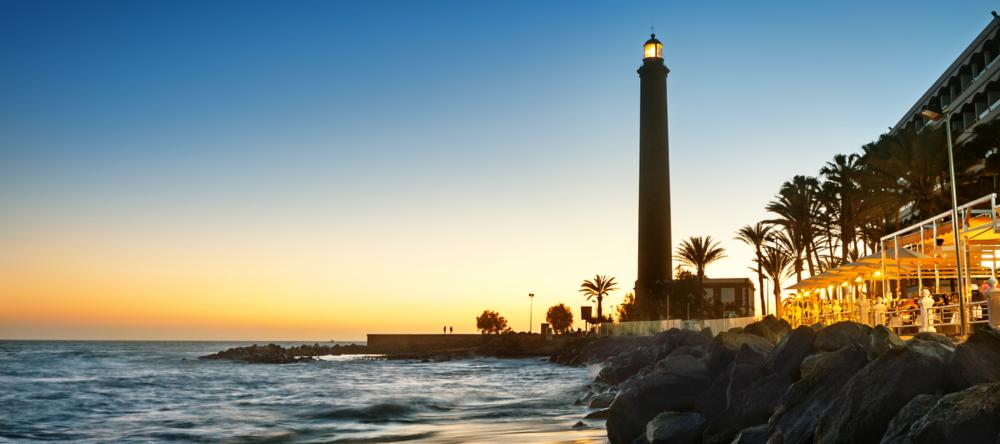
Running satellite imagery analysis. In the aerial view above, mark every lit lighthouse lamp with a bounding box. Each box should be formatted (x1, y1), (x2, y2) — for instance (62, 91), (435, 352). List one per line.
(643, 34), (662, 59)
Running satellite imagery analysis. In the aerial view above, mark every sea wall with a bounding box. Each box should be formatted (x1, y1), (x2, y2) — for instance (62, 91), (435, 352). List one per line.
(597, 316), (759, 337)
(366, 334), (486, 353)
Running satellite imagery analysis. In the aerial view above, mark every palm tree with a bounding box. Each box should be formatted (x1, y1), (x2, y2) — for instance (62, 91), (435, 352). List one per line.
(578, 274), (618, 322)
(675, 235), (727, 280)
(767, 175), (822, 277)
(735, 222), (772, 315)
(860, 128), (950, 223)
(758, 245), (794, 318)
(820, 153), (862, 264)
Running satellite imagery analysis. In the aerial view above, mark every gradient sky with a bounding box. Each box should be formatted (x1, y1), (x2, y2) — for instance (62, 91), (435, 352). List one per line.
(2, 0), (998, 340)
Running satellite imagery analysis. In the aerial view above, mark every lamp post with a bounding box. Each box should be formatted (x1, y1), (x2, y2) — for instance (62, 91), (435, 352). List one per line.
(919, 108), (968, 337)
(528, 293), (534, 333)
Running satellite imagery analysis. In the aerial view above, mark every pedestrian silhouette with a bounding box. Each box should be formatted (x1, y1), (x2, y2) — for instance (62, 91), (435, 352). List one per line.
(442, 326), (446, 334)
(449, 326), (453, 334)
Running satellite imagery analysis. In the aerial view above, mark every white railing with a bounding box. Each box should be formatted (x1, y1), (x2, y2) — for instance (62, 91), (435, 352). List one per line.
(597, 316), (759, 337)
(875, 301), (991, 335)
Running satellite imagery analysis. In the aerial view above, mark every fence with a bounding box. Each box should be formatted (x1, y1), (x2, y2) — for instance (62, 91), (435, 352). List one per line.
(596, 316), (760, 337)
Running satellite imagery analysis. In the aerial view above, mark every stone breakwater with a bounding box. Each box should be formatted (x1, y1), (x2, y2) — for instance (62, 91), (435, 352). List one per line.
(200, 334), (568, 364)
(552, 316), (1000, 444)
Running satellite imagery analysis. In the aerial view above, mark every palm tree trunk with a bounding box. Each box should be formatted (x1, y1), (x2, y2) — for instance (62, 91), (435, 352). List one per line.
(756, 249), (766, 316)
(596, 296), (603, 322)
(773, 281), (783, 319)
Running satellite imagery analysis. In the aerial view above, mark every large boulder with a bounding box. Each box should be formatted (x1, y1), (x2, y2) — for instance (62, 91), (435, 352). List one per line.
(765, 325), (816, 381)
(597, 346), (657, 386)
(703, 374), (790, 444)
(768, 344), (870, 444)
(814, 340), (954, 444)
(947, 326), (1000, 390)
(879, 394), (941, 444)
(606, 356), (711, 443)
(864, 325), (906, 361)
(907, 381), (1000, 443)
(697, 345), (766, 422)
(743, 315), (793, 344)
(731, 424), (770, 444)
(707, 332), (775, 378)
(588, 392), (615, 409)
(813, 321), (872, 352)
(646, 411), (707, 444)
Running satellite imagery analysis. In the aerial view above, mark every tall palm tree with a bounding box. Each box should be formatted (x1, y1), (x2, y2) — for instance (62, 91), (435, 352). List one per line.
(578, 274), (618, 322)
(820, 153), (862, 264)
(735, 222), (772, 315)
(860, 127), (950, 223)
(767, 175), (822, 277)
(675, 235), (727, 280)
(675, 236), (727, 318)
(758, 245), (794, 318)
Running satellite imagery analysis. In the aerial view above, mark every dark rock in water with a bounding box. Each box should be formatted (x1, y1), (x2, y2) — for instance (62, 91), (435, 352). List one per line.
(880, 394), (941, 444)
(765, 325), (816, 381)
(585, 408), (610, 419)
(703, 373), (790, 444)
(606, 359), (711, 443)
(907, 381), (1000, 443)
(743, 315), (792, 345)
(814, 340), (953, 444)
(813, 321), (872, 352)
(573, 420), (587, 429)
(707, 332), (774, 379)
(731, 424), (769, 444)
(646, 411), (706, 444)
(200, 344), (312, 364)
(947, 327), (1000, 390)
(865, 325), (906, 361)
(769, 344), (869, 444)
(589, 393), (615, 409)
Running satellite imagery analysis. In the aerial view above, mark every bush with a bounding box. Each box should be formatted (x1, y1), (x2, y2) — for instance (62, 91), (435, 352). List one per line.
(476, 310), (509, 334)
(545, 303), (574, 334)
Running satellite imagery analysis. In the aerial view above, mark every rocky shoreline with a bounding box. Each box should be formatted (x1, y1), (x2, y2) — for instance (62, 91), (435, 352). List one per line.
(557, 316), (1000, 444)
(199, 333), (566, 364)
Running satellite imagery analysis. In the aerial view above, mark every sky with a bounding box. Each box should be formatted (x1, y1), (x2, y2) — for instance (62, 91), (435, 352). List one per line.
(2, 0), (998, 340)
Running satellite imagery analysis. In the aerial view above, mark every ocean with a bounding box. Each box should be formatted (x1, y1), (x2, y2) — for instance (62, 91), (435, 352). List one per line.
(0, 341), (605, 443)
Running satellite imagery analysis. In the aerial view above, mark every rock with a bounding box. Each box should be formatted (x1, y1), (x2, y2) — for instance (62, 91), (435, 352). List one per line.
(814, 340), (954, 444)
(798, 351), (830, 379)
(589, 393), (616, 409)
(697, 344), (766, 422)
(769, 344), (870, 444)
(743, 315), (793, 344)
(865, 325), (906, 361)
(947, 326), (1000, 390)
(879, 394), (941, 444)
(813, 321), (872, 352)
(908, 332), (954, 348)
(646, 411), (706, 444)
(606, 362), (711, 443)
(573, 420), (587, 429)
(654, 328), (712, 350)
(669, 344), (709, 360)
(907, 382), (1000, 443)
(199, 343), (317, 364)
(707, 332), (775, 378)
(703, 374), (789, 444)
(657, 353), (709, 379)
(765, 325), (816, 381)
(597, 346), (657, 386)
(731, 424), (769, 444)
(584, 408), (610, 419)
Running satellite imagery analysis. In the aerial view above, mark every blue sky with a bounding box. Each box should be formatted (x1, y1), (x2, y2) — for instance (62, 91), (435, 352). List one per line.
(2, 0), (999, 339)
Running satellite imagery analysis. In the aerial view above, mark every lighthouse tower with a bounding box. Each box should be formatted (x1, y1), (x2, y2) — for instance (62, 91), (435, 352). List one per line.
(634, 34), (672, 318)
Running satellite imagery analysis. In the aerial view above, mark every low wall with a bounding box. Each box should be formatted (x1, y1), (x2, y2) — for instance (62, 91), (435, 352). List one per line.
(366, 334), (485, 353)
(597, 316), (760, 337)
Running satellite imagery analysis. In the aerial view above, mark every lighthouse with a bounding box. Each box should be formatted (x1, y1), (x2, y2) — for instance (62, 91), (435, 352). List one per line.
(635, 34), (672, 318)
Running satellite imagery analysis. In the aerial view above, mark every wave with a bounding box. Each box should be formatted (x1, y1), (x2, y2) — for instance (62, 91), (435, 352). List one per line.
(302, 400), (449, 423)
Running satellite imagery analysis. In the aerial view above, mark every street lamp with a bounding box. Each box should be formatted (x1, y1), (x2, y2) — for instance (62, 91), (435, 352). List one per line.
(919, 108), (969, 337)
(528, 293), (534, 333)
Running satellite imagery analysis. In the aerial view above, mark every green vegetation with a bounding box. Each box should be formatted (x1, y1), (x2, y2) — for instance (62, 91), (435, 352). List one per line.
(475, 310), (509, 334)
(579, 274), (618, 322)
(615, 292), (640, 322)
(544, 303), (573, 334)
